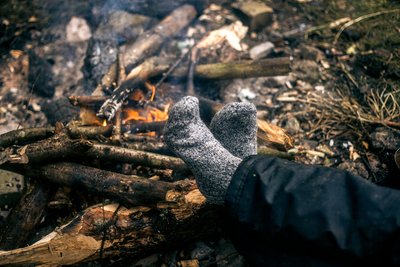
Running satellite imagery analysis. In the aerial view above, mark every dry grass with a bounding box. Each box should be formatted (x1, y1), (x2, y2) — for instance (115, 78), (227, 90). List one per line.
(303, 86), (400, 138)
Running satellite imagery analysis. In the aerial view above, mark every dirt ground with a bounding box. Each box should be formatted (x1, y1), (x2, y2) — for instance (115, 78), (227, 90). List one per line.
(0, 0), (399, 266)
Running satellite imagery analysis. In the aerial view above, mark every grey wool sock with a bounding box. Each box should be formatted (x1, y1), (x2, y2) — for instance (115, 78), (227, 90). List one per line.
(164, 96), (242, 204)
(210, 102), (257, 159)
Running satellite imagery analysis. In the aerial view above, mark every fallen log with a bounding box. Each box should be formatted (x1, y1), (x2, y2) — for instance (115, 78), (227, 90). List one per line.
(0, 180), (220, 266)
(124, 121), (166, 134)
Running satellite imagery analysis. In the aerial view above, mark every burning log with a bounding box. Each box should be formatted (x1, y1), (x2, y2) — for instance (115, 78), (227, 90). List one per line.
(0, 181), (220, 266)
(95, 57), (291, 121)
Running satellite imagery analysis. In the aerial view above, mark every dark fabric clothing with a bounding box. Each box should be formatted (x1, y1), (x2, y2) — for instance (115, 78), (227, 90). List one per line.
(225, 155), (400, 266)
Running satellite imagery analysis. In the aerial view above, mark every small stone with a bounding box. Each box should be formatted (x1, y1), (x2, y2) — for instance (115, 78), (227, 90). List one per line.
(31, 102), (41, 112)
(238, 87), (256, 102)
(249, 41), (275, 59)
(66, 16), (92, 42)
(232, 1), (273, 32)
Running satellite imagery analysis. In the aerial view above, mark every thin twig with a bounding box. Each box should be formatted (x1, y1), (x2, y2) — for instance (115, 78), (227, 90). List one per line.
(333, 9), (400, 45)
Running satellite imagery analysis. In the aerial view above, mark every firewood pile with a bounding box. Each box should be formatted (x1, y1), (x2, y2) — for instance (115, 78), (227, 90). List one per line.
(0, 1), (296, 265)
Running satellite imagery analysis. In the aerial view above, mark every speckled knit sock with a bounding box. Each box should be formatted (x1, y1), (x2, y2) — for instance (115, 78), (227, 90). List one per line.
(210, 102), (257, 159)
(164, 96), (241, 204)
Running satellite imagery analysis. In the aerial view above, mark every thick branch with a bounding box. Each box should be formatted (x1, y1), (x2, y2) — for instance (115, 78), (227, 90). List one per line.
(85, 144), (188, 172)
(0, 135), (93, 165)
(173, 57), (291, 80)
(0, 127), (54, 148)
(15, 162), (176, 206)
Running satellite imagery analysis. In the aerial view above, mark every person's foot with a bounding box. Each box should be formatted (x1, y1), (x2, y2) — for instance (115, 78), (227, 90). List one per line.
(164, 96), (241, 204)
(210, 102), (257, 159)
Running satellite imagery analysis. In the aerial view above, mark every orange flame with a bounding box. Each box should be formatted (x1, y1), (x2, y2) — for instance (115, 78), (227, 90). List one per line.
(123, 104), (170, 124)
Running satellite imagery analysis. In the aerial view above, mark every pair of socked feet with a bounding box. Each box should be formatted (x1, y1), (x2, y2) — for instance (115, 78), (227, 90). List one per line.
(164, 96), (257, 204)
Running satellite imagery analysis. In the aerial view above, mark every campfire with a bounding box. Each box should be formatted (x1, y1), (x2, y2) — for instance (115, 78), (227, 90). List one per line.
(1, 0), (370, 265)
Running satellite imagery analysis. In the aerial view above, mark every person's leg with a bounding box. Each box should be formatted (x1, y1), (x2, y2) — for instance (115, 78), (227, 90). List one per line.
(210, 102), (257, 159)
(164, 96), (241, 204)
